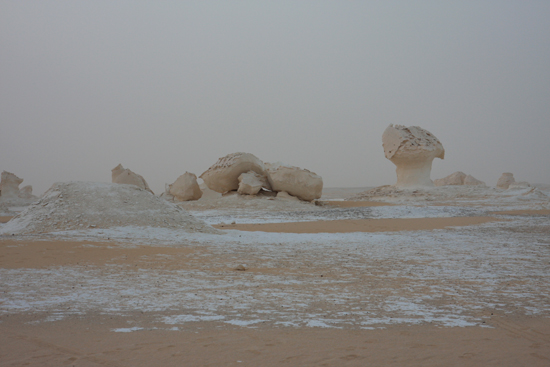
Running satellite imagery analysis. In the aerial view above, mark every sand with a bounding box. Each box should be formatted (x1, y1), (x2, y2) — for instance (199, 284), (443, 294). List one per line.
(214, 216), (500, 233)
(1, 185), (549, 366)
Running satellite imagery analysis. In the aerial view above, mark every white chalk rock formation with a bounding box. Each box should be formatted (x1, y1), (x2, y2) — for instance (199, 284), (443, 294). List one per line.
(238, 171), (269, 195)
(382, 125), (445, 188)
(199, 183), (223, 200)
(200, 152), (268, 193)
(0, 182), (218, 235)
(434, 171), (486, 186)
(112, 164), (153, 194)
(18, 185), (36, 199)
(169, 172), (202, 201)
(434, 171), (466, 186)
(496, 173), (515, 189)
(463, 175), (485, 186)
(266, 163), (323, 202)
(0, 171), (24, 199)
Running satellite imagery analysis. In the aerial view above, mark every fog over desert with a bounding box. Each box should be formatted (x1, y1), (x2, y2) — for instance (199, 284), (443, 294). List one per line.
(1, 2), (550, 366)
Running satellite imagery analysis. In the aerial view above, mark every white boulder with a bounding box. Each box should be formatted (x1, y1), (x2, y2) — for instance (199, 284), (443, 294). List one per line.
(18, 185), (36, 199)
(496, 173), (515, 189)
(266, 163), (323, 202)
(238, 171), (269, 195)
(200, 152), (268, 193)
(382, 124), (445, 187)
(111, 164), (153, 194)
(169, 172), (203, 201)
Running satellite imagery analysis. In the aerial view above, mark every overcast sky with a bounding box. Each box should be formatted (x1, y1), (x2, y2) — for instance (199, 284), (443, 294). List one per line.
(2, 1), (549, 195)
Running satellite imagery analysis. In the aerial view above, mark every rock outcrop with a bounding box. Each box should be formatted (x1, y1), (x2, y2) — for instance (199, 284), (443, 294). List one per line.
(496, 173), (515, 189)
(266, 163), (323, 202)
(434, 171), (485, 186)
(111, 164), (153, 194)
(0, 171), (24, 199)
(168, 172), (202, 201)
(382, 125), (445, 188)
(463, 175), (485, 186)
(0, 171), (38, 202)
(238, 171), (269, 196)
(200, 152), (268, 193)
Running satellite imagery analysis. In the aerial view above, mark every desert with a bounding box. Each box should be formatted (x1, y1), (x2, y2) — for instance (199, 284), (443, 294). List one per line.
(1, 169), (550, 366)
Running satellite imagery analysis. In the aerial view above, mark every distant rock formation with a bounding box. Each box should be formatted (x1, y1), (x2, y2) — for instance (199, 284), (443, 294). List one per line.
(508, 181), (531, 189)
(434, 171), (485, 186)
(200, 152), (268, 193)
(0, 171), (37, 202)
(266, 163), (323, 202)
(111, 164), (153, 194)
(496, 173), (515, 189)
(382, 125), (445, 188)
(168, 172), (202, 201)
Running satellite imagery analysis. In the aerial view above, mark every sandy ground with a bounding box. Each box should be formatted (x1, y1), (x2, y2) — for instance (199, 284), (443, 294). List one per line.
(1, 186), (550, 366)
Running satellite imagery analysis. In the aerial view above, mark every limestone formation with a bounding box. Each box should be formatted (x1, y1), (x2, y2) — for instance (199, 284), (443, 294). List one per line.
(111, 164), (153, 194)
(18, 185), (35, 199)
(0, 171), (24, 199)
(434, 171), (466, 186)
(463, 175), (485, 186)
(382, 124), (445, 188)
(434, 171), (486, 186)
(238, 171), (269, 196)
(276, 191), (301, 201)
(266, 163), (323, 202)
(496, 173), (515, 189)
(168, 172), (202, 201)
(200, 152), (268, 193)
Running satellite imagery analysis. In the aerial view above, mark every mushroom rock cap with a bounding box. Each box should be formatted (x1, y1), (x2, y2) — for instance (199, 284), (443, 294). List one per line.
(200, 152), (267, 193)
(111, 164), (154, 194)
(265, 162), (323, 202)
(169, 172), (203, 201)
(382, 125), (445, 161)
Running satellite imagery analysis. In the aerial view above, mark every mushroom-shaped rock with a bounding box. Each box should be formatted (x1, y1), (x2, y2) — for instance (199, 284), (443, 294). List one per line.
(382, 124), (445, 188)
(434, 171), (466, 186)
(496, 173), (515, 189)
(265, 163), (323, 202)
(200, 152), (267, 193)
(238, 171), (269, 195)
(464, 175), (485, 186)
(0, 171), (24, 199)
(111, 164), (153, 194)
(169, 172), (203, 201)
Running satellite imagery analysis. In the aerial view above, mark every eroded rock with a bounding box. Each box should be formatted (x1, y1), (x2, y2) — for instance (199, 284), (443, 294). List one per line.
(464, 175), (485, 186)
(169, 172), (202, 201)
(111, 164), (153, 194)
(0, 171), (24, 199)
(434, 171), (486, 186)
(238, 171), (269, 196)
(200, 152), (267, 193)
(382, 125), (445, 187)
(266, 163), (323, 202)
(496, 173), (515, 189)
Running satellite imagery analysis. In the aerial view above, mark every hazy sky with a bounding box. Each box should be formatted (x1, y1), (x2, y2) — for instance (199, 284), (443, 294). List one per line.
(2, 1), (549, 195)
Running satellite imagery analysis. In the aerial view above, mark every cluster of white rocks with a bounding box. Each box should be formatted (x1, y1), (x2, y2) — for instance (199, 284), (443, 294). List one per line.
(199, 152), (323, 202)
